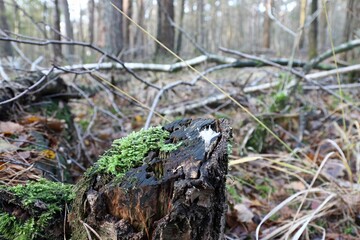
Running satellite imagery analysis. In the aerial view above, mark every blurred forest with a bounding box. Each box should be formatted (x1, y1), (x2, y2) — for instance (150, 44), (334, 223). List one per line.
(0, 0), (359, 63)
(0, 0), (360, 239)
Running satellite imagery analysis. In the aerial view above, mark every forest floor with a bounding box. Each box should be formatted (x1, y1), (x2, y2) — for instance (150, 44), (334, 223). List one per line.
(0, 64), (359, 239)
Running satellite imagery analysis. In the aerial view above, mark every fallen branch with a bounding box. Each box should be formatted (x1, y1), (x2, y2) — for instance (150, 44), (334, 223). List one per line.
(219, 46), (360, 111)
(305, 64), (360, 79)
(303, 39), (360, 73)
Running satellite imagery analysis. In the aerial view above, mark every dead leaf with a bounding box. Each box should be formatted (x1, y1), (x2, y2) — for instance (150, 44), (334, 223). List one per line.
(17, 151), (31, 160)
(21, 115), (42, 124)
(233, 203), (254, 223)
(284, 181), (306, 191)
(40, 149), (56, 159)
(0, 139), (18, 152)
(0, 121), (24, 135)
(321, 159), (346, 179)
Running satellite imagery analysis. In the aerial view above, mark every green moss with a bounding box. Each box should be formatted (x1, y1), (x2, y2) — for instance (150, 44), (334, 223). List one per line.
(246, 123), (268, 153)
(0, 213), (35, 240)
(9, 179), (74, 207)
(94, 126), (180, 178)
(270, 91), (289, 112)
(0, 179), (74, 240)
(226, 185), (242, 203)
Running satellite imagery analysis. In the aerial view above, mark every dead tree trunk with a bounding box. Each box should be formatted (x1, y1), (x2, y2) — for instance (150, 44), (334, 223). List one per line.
(70, 118), (231, 240)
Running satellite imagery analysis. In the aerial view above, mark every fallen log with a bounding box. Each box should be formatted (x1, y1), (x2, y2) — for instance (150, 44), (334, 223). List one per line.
(0, 71), (79, 120)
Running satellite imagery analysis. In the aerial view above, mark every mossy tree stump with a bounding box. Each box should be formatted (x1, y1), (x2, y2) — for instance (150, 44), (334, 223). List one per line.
(70, 118), (231, 240)
(0, 118), (231, 240)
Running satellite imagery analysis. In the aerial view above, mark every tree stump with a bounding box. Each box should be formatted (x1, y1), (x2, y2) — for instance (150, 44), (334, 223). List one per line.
(70, 118), (232, 240)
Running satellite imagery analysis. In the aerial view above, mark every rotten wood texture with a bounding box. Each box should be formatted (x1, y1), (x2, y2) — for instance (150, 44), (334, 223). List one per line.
(0, 73), (79, 120)
(71, 118), (231, 240)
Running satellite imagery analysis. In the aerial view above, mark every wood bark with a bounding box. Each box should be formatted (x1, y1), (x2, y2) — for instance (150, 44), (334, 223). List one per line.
(0, 0), (13, 57)
(70, 118), (231, 239)
(155, 0), (175, 57)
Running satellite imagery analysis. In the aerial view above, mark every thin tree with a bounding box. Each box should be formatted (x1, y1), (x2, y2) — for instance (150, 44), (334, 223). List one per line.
(263, 0), (272, 49)
(175, 0), (185, 54)
(133, 0), (144, 58)
(0, 0), (13, 57)
(60, 0), (75, 62)
(298, 0), (307, 49)
(123, 0), (132, 50)
(53, 0), (62, 63)
(88, 0), (95, 44)
(308, 0), (318, 59)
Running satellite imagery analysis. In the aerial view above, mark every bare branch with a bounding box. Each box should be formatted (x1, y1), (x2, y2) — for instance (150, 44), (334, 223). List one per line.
(0, 35), (160, 90)
(304, 39), (360, 73)
(219, 46), (360, 111)
(0, 66), (54, 106)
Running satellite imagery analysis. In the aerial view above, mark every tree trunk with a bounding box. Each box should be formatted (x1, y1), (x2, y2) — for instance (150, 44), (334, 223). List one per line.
(175, 0), (185, 55)
(52, 0), (62, 63)
(60, 0), (75, 62)
(198, 0), (205, 47)
(88, 0), (95, 44)
(318, 0), (328, 52)
(299, 0), (307, 49)
(104, 0), (123, 56)
(342, 0), (355, 61)
(308, 0), (318, 59)
(262, 0), (272, 49)
(343, 0), (354, 43)
(155, 0), (175, 58)
(123, 0), (132, 51)
(133, 0), (145, 58)
(0, 0), (13, 57)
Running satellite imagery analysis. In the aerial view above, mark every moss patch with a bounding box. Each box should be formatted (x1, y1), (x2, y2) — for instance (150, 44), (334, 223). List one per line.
(94, 126), (180, 179)
(0, 179), (74, 240)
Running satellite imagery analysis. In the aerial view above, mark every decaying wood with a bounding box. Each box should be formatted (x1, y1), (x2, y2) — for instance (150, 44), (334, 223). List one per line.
(70, 118), (231, 240)
(0, 72), (78, 120)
